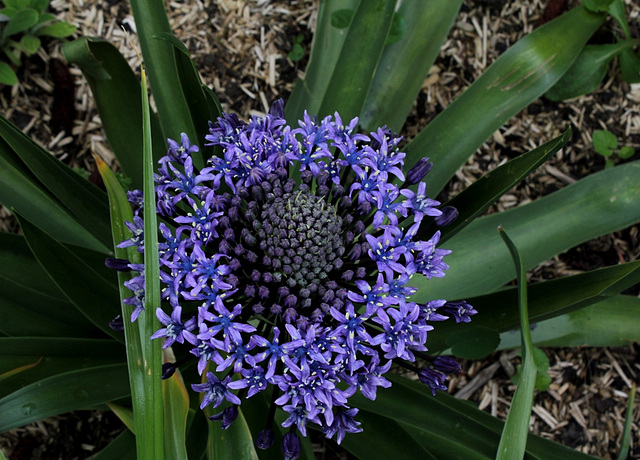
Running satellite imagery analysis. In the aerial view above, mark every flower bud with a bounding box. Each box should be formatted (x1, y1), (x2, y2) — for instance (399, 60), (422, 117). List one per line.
(105, 258), (132, 272)
(209, 406), (238, 430)
(256, 428), (275, 450)
(281, 432), (301, 460)
(435, 206), (458, 227)
(418, 367), (448, 396)
(406, 158), (433, 185)
(432, 356), (461, 374)
(108, 315), (124, 331)
(161, 362), (176, 380)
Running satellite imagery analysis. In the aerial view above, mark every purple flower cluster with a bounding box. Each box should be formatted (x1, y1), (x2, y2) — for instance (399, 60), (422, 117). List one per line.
(116, 100), (476, 459)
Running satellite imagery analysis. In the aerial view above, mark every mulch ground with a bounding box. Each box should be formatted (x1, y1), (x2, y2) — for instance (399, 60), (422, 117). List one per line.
(0, 0), (638, 458)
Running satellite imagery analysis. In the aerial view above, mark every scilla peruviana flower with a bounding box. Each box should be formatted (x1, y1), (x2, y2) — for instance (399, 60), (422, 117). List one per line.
(113, 100), (477, 459)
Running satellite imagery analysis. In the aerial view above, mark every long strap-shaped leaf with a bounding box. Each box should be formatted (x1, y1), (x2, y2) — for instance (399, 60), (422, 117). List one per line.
(436, 129), (571, 244)
(129, 0), (198, 146)
(162, 350), (189, 460)
(0, 274), (99, 338)
(0, 139), (109, 253)
(15, 212), (123, 341)
(359, 0), (463, 132)
(341, 412), (440, 459)
(348, 374), (598, 460)
(427, 259), (640, 352)
(497, 295), (640, 349)
(317, 0), (396, 121)
(92, 429), (137, 460)
(0, 232), (68, 299)
(413, 160), (640, 302)
(206, 407), (259, 460)
(404, 6), (605, 196)
(0, 337), (124, 399)
(0, 363), (129, 433)
(240, 390), (315, 460)
(62, 38), (166, 188)
(155, 33), (222, 168)
(94, 154), (150, 456)
(141, 64), (165, 460)
(285, 0), (360, 122)
(496, 227), (536, 459)
(286, 0), (396, 123)
(0, 115), (111, 247)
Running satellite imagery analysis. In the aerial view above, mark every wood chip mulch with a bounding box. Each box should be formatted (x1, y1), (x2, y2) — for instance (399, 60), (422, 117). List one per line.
(0, 0), (638, 459)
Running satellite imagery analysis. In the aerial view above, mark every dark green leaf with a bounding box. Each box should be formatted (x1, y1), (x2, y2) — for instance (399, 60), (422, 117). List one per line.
(2, 0), (26, 10)
(428, 259), (640, 353)
(0, 363), (129, 432)
(285, 0), (392, 124)
(445, 326), (500, 359)
(403, 7), (605, 196)
(0, 275), (100, 338)
(366, 374), (598, 459)
(608, 0), (631, 38)
(0, 138), (109, 253)
(413, 161), (640, 302)
(620, 48), (640, 83)
(582, 0), (614, 12)
(285, 0), (359, 122)
(240, 390), (315, 460)
(185, 410), (208, 460)
(156, 31), (222, 168)
(129, 0), (198, 145)
(360, 0), (462, 132)
(92, 429), (137, 460)
(545, 41), (637, 101)
(207, 408), (258, 460)
(350, 374), (596, 459)
(0, 337), (124, 399)
(316, 0), (396, 122)
(27, 0), (48, 14)
(385, 12), (407, 45)
(0, 114), (112, 251)
(437, 129), (570, 243)
(399, 422), (491, 460)
(16, 213), (123, 342)
(498, 295), (640, 349)
(341, 412), (439, 459)
(330, 9), (353, 29)
(0, 232), (65, 300)
(35, 12), (55, 25)
(62, 37), (165, 188)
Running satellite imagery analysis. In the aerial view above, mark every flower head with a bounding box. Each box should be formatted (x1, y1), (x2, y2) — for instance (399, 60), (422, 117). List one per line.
(116, 101), (475, 458)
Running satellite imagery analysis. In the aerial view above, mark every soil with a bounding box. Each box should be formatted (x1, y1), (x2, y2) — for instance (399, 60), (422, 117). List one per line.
(0, 0), (638, 459)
